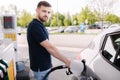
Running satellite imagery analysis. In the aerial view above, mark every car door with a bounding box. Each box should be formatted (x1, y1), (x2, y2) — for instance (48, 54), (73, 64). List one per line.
(91, 31), (120, 80)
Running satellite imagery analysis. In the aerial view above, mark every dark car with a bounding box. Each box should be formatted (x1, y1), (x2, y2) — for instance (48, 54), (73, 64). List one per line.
(88, 24), (101, 29)
(58, 27), (65, 33)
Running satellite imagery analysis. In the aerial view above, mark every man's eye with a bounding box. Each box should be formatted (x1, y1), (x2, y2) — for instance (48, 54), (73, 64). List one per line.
(48, 12), (51, 14)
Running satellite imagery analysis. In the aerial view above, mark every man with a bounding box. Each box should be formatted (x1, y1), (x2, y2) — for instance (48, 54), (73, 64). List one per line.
(27, 1), (71, 80)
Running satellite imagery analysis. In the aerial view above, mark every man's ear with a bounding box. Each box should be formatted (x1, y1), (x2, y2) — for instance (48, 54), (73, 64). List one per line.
(36, 8), (38, 13)
(36, 7), (41, 13)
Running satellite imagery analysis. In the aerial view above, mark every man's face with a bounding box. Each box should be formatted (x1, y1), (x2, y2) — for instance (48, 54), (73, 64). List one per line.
(37, 5), (51, 22)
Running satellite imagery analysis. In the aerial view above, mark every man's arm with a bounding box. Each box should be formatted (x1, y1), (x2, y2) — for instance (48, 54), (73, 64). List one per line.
(40, 39), (71, 67)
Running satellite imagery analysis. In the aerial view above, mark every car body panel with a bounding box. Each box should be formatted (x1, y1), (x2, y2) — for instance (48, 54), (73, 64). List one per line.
(91, 54), (120, 80)
(78, 26), (120, 80)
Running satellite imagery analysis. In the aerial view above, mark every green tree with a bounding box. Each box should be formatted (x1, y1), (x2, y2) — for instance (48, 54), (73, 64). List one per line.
(58, 13), (65, 26)
(50, 14), (57, 27)
(50, 12), (65, 27)
(87, 11), (96, 24)
(17, 10), (33, 27)
(44, 19), (51, 27)
(105, 13), (120, 23)
(64, 12), (71, 27)
(77, 6), (95, 24)
(64, 17), (69, 27)
(71, 14), (78, 25)
(88, 0), (118, 25)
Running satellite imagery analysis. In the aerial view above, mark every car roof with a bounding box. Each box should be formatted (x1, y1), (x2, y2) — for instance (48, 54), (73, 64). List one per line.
(109, 24), (120, 28)
(91, 26), (120, 51)
(101, 26), (120, 35)
(96, 26), (120, 37)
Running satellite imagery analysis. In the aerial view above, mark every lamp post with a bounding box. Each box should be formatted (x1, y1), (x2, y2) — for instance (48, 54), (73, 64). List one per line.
(57, 0), (59, 28)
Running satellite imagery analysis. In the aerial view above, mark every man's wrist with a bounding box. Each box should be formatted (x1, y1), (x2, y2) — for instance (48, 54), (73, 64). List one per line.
(65, 60), (71, 68)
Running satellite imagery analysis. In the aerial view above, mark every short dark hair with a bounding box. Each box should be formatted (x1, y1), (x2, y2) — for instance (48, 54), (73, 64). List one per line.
(37, 1), (51, 8)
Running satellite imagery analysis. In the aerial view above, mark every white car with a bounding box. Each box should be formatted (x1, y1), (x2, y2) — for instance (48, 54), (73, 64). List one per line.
(109, 24), (120, 28)
(64, 26), (79, 33)
(77, 26), (120, 80)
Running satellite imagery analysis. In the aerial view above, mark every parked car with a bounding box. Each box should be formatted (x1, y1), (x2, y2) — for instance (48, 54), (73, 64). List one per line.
(95, 21), (111, 29)
(76, 26), (120, 80)
(64, 26), (79, 33)
(46, 27), (52, 31)
(109, 23), (120, 28)
(58, 27), (65, 33)
(103, 23), (111, 28)
(88, 24), (101, 29)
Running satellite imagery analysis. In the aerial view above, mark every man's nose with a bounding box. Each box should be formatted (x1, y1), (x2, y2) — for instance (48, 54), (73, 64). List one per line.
(46, 13), (49, 17)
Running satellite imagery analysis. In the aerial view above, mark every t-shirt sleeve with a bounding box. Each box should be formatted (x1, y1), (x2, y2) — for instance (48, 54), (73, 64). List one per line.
(30, 23), (47, 43)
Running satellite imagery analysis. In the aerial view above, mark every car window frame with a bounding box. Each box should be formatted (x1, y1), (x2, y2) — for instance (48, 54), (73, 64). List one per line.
(100, 31), (120, 71)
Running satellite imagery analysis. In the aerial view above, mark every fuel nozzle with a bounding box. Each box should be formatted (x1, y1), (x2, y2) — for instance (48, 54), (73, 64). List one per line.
(66, 68), (72, 75)
(70, 60), (84, 76)
(81, 59), (86, 72)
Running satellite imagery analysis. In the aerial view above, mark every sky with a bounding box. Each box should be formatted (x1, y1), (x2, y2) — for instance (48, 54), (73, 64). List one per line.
(0, 0), (120, 16)
(0, 0), (87, 15)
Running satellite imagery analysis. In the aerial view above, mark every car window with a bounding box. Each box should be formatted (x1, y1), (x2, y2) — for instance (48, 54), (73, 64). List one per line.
(103, 36), (116, 62)
(114, 38), (120, 50)
(113, 37), (120, 66)
(102, 33), (120, 69)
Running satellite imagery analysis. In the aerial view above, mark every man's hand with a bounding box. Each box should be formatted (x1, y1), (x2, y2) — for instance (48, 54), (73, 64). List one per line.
(65, 60), (71, 68)
(70, 60), (84, 76)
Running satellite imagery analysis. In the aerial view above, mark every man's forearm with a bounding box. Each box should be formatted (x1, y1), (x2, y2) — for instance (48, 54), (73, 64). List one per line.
(47, 46), (71, 67)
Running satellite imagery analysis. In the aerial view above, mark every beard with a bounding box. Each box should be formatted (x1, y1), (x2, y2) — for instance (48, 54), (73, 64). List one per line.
(38, 16), (48, 22)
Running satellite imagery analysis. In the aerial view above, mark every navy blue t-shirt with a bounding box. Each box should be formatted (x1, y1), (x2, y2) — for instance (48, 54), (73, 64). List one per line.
(27, 19), (52, 71)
